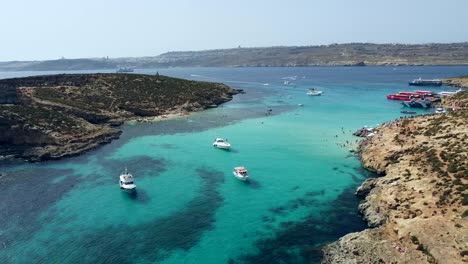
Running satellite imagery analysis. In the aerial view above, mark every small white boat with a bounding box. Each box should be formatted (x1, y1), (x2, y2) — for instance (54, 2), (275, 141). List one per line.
(435, 107), (447, 114)
(119, 168), (136, 190)
(233, 167), (249, 181)
(213, 138), (231, 149)
(307, 89), (322, 96)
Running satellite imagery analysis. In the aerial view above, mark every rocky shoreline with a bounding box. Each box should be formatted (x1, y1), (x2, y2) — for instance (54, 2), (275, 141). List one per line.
(0, 73), (239, 162)
(322, 92), (468, 263)
(443, 76), (468, 89)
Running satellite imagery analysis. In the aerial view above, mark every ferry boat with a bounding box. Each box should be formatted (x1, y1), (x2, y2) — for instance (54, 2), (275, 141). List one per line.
(119, 168), (136, 190)
(408, 78), (442, 86)
(116, 67), (134, 73)
(414, 90), (436, 97)
(386, 93), (413, 101)
(387, 90), (435, 101)
(306, 89), (322, 96)
(233, 167), (249, 181)
(213, 138), (231, 149)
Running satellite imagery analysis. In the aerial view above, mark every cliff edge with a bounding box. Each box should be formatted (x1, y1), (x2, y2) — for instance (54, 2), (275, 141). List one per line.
(323, 92), (468, 263)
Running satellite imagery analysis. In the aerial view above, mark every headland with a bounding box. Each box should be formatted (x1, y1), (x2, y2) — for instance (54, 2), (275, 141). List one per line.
(0, 73), (239, 161)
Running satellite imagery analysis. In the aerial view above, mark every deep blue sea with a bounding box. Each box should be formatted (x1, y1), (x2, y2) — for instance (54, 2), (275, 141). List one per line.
(0, 66), (467, 264)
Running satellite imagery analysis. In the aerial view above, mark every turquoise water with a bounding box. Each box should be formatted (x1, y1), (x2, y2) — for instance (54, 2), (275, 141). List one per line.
(0, 66), (467, 263)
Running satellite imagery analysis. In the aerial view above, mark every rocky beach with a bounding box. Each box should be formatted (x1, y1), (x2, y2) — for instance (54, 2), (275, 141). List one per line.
(0, 73), (239, 161)
(323, 91), (468, 263)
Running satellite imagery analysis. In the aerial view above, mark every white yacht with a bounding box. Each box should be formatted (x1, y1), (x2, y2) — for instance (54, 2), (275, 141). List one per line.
(307, 89), (323, 96)
(119, 168), (136, 190)
(233, 167), (249, 181)
(213, 138), (231, 149)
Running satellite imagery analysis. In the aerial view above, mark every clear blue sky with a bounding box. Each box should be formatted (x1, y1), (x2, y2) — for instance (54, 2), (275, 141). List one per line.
(1, 0), (467, 61)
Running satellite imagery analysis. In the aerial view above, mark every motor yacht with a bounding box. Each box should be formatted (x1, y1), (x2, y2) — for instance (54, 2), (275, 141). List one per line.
(233, 167), (249, 181)
(213, 138), (231, 149)
(119, 168), (136, 190)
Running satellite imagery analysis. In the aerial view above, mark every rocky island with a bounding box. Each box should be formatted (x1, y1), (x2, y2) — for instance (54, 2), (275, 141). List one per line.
(0, 73), (239, 161)
(323, 91), (468, 263)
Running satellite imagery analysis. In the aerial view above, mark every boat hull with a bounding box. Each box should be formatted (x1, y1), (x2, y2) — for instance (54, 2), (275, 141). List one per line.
(409, 82), (442, 87)
(233, 172), (249, 181)
(120, 185), (136, 191)
(213, 144), (230, 149)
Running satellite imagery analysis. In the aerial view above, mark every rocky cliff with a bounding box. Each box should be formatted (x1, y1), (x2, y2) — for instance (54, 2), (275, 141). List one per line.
(0, 73), (239, 161)
(323, 92), (468, 263)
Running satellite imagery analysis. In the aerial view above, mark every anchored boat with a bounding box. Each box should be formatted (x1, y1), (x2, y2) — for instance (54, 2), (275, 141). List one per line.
(409, 78), (442, 86)
(307, 89), (322, 96)
(119, 168), (136, 190)
(401, 99), (432, 108)
(233, 167), (249, 181)
(213, 138), (231, 149)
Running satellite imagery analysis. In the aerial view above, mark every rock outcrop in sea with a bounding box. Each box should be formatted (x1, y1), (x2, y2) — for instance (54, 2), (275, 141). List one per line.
(0, 73), (239, 161)
(323, 91), (468, 263)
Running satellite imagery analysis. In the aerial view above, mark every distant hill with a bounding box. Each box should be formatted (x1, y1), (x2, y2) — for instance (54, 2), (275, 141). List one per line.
(1, 43), (468, 71)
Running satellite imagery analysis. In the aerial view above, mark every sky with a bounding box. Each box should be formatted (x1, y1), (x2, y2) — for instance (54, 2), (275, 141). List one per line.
(0, 0), (467, 61)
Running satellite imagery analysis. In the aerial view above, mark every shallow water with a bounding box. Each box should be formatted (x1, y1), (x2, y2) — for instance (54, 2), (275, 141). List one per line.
(0, 66), (466, 263)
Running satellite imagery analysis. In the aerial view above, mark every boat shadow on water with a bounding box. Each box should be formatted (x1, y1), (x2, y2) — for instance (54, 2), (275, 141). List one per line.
(243, 179), (261, 189)
(122, 189), (151, 204)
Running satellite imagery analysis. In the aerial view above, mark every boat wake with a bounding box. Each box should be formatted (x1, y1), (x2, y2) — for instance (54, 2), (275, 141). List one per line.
(224, 80), (270, 86)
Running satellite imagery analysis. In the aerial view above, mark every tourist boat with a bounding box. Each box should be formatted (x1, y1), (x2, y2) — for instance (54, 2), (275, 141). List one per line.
(401, 99), (431, 108)
(401, 110), (417, 114)
(233, 167), (249, 181)
(408, 78), (442, 86)
(307, 89), (322, 96)
(213, 138), (231, 149)
(386, 92), (413, 101)
(386, 90), (435, 101)
(414, 90), (436, 97)
(119, 168), (136, 190)
(116, 67), (134, 73)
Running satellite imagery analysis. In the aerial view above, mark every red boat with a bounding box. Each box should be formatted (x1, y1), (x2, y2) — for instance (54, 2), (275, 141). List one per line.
(387, 90), (434, 101)
(386, 92), (415, 100)
(414, 90), (435, 97)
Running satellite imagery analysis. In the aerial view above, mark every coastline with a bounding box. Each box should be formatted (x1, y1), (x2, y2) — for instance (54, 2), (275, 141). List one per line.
(0, 73), (239, 162)
(322, 92), (468, 263)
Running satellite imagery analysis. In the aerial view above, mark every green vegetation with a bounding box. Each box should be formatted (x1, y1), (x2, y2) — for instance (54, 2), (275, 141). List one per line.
(0, 73), (237, 161)
(462, 210), (468, 218)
